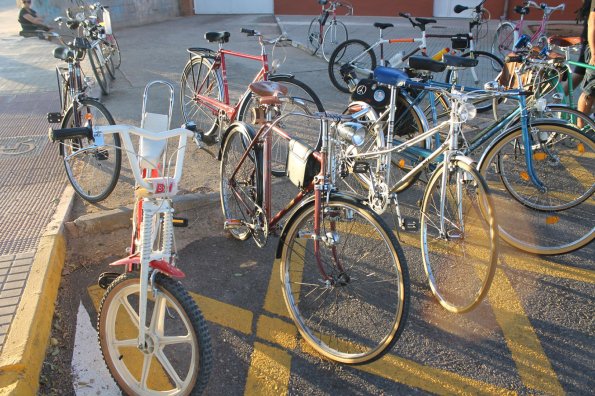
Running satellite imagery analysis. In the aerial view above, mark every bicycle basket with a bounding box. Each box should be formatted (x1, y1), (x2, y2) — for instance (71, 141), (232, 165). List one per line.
(350, 79), (390, 109)
(286, 138), (320, 189)
(451, 34), (469, 50)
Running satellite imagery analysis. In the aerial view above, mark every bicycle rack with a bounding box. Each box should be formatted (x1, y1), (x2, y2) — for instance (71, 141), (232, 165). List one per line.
(138, 80), (175, 174)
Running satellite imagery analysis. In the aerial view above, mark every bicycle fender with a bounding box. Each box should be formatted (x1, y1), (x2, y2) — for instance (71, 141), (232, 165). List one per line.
(453, 154), (476, 168)
(217, 121), (257, 160)
(108, 255), (186, 278)
(269, 73), (296, 80)
(275, 192), (365, 259)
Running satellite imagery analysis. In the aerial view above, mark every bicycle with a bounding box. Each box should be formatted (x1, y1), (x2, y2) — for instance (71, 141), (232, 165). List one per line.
(328, 8), (503, 112)
(48, 84), (213, 394)
(46, 29), (121, 203)
(337, 56), (499, 313)
(180, 28), (324, 173)
(306, 0), (353, 61)
(219, 80), (410, 363)
(86, 2), (122, 77)
(492, 0), (565, 60)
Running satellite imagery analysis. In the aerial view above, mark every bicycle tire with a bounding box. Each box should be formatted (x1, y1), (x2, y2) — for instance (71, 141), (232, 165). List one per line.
(180, 56), (223, 138)
(491, 22), (516, 60)
(55, 66), (70, 114)
(238, 75), (325, 176)
(280, 195), (409, 364)
(328, 39), (377, 93)
(60, 99), (121, 202)
(220, 123), (263, 241)
(420, 159), (498, 313)
(444, 51), (504, 112)
(307, 17), (322, 54)
(479, 122), (594, 255)
(321, 20), (348, 61)
(88, 46), (109, 95)
(98, 272), (213, 395)
(106, 33), (121, 69)
(103, 41), (116, 80)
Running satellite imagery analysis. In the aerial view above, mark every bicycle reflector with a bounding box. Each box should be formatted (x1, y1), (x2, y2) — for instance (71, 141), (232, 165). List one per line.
(337, 122), (366, 147)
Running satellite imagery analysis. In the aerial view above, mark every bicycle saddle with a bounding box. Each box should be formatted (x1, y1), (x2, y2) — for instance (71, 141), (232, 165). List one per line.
(415, 17), (437, 26)
(249, 81), (288, 105)
(373, 66), (410, 87)
(408, 56), (447, 73)
(53, 46), (75, 61)
(204, 31), (230, 43)
(548, 36), (582, 48)
(514, 5), (530, 15)
(442, 54), (478, 68)
(374, 22), (394, 30)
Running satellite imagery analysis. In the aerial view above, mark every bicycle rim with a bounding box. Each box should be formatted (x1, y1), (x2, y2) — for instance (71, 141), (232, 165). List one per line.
(321, 21), (348, 61)
(480, 124), (594, 255)
(88, 47), (109, 95)
(98, 273), (212, 395)
(60, 99), (121, 202)
(420, 160), (498, 313)
(280, 196), (409, 364)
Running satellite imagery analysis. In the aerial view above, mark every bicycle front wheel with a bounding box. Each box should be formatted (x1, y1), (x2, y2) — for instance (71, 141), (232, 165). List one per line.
(280, 195), (410, 364)
(445, 51), (503, 112)
(479, 123), (594, 255)
(180, 56), (223, 138)
(420, 159), (498, 313)
(103, 40), (116, 80)
(492, 22), (515, 60)
(220, 124), (262, 241)
(88, 46), (110, 95)
(321, 20), (348, 61)
(60, 99), (121, 202)
(328, 39), (377, 93)
(307, 17), (322, 54)
(98, 272), (213, 395)
(106, 33), (121, 69)
(238, 75), (325, 176)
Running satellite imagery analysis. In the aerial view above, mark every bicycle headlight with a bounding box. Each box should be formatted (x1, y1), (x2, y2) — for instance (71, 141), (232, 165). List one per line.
(457, 102), (477, 122)
(337, 122), (366, 147)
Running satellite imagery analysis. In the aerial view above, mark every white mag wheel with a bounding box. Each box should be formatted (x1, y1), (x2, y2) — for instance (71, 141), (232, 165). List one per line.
(98, 273), (213, 395)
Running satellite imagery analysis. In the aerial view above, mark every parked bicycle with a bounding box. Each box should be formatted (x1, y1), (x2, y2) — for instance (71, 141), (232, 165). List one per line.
(46, 29), (121, 203)
(48, 82), (213, 394)
(328, 8), (503, 111)
(492, 1), (565, 60)
(219, 81), (410, 363)
(306, 0), (354, 61)
(180, 28), (324, 172)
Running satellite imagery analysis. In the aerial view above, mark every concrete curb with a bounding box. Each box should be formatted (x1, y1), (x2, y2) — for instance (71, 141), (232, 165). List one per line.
(0, 186), (75, 395)
(66, 192), (220, 237)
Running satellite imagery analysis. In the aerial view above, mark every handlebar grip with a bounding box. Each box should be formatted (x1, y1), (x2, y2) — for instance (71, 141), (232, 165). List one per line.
(241, 28), (256, 36)
(48, 126), (93, 142)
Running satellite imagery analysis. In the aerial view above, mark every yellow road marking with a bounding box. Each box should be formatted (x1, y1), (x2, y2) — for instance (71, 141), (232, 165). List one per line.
(190, 292), (253, 335)
(244, 342), (291, 396)
(489, 268), (564, 395)
(256, 315), (297, 350)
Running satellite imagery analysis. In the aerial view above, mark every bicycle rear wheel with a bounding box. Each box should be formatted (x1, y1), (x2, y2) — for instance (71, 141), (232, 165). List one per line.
(98, 272), (212, 395)
(491, 22), (515, 60)
(238, 75), (325, 176)
(88, 46), (110, 95)
(220, 124), (263, 241)
(180, 56), (223, 138)
(479, 123), (594, 255)
(420, 159), (498, 313)
(328, 39), (377, 93)
(60, 99), (121, 202)
(102, 41), (116, 80)
(280, 195), (410, 364)
(106, 33), (121, 69)
(307, 17), (322, 54)
(321, 20), (348, 61)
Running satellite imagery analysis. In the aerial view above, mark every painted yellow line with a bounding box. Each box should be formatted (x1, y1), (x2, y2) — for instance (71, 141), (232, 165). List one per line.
(256, 315), (297, 350)
(244, 342), (292, 396)
(489, 267), (564, 395)
(263, 258), (290, 318)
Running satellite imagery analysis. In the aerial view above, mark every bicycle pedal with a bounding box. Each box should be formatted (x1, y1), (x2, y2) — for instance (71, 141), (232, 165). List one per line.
(173, 217), (188, 227)
(98, 272), (120, 289)
(224, 219), (243, 230)
(47, 112), (63, 124)
(352, 161), (370, 174)
(401, 218), (419, 231)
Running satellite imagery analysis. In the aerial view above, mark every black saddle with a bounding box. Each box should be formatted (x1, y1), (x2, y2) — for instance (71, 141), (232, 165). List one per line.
(415, 17), (437, 27)
(374, 22), (394, 30)
(53, 46), (75, 61)
(442, 54), (478, 68)
(514, 6), (530, 15)
(408, 56), (446, 73)
(205, 31), (230, 43)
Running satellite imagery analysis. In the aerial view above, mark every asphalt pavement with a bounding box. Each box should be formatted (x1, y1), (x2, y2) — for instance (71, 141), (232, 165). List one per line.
(0, 8), (593, 396)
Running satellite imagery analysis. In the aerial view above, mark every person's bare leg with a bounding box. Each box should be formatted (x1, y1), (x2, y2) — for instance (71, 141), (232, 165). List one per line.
(577, 92), (594, 128)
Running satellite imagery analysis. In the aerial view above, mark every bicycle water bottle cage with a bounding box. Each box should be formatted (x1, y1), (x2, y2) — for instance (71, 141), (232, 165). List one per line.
(514, 5), (530, 15)
(204, 31), (230, 43)
(374, 66), (410, 86)
(443, 54), (478, 68)
(408, 56), (447, 73)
